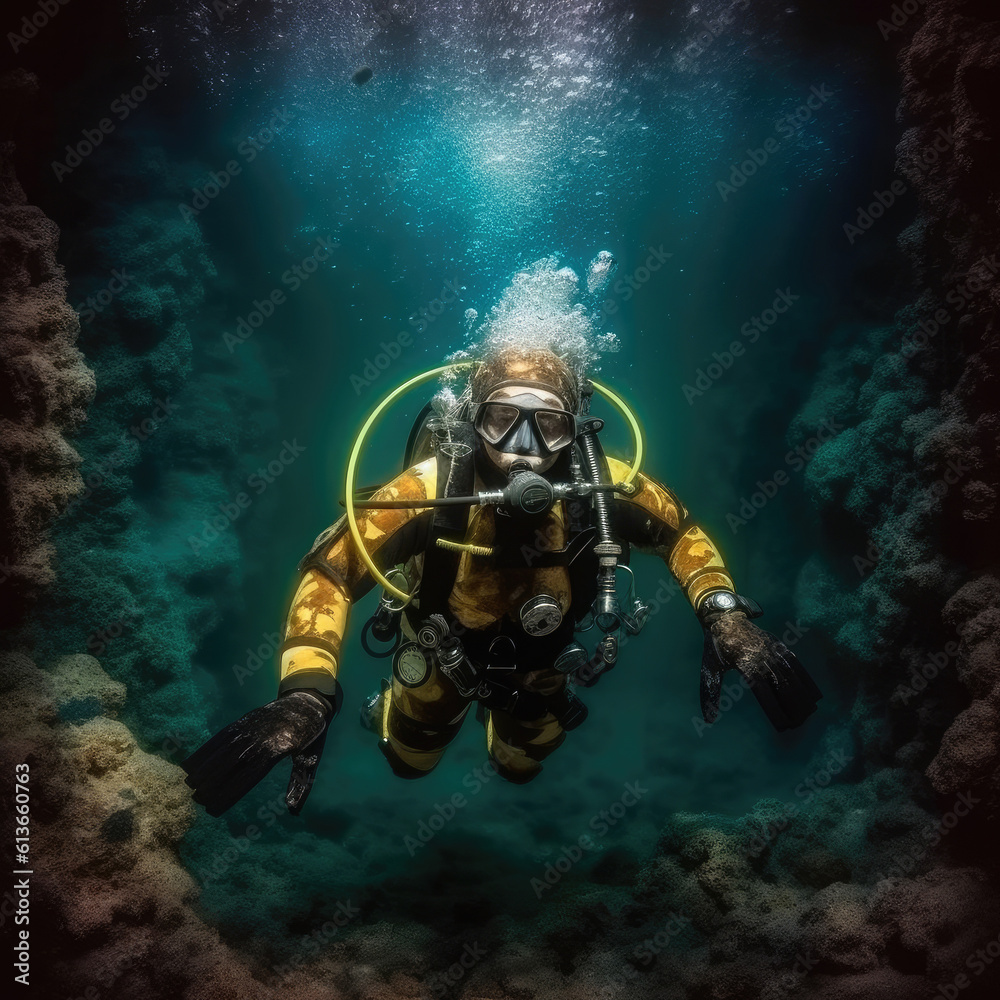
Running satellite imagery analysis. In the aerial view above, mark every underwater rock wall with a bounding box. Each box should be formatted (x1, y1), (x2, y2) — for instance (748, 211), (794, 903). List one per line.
(794, 0), (999, 846)
(0, 69), (417, 997)
(0, 70), (95, 630)
(899, 1), (1000, 823)
(0, 649), (441, 1000)
(33, 112), (284, 749)
(3, 2), (999, 998)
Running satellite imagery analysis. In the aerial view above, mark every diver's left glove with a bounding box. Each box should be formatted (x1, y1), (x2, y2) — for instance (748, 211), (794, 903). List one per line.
(697, 592), (821, 732)
(181, 685), (341, 817)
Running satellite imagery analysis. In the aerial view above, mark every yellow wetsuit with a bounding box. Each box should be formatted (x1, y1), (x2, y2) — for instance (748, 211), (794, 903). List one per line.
(277, 455), (735, 783)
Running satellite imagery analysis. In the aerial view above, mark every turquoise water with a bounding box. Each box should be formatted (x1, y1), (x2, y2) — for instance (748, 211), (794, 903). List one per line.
(36, 0), (906, 955)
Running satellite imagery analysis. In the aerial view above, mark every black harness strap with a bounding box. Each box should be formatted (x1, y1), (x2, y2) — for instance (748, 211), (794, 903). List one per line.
(416, 420), (478, 618)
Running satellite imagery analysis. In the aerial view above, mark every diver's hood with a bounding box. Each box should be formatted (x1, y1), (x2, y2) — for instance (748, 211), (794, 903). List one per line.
(470, 345), (581, 412)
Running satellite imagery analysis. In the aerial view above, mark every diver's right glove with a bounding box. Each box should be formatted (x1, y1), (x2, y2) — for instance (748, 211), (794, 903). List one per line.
(181, 686), (340, 817)
(697, 591), (821, 732)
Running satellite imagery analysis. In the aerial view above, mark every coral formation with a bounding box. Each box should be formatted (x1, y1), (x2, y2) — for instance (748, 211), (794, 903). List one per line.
(0, 70), (95, 629)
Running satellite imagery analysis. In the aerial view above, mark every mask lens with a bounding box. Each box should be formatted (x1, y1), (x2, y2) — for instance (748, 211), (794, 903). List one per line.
(535, 410), (574, 451)
(477, 403), (520, 445)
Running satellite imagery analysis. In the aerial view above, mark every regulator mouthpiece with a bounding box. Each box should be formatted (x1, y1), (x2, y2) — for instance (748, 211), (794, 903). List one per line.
(503, 461), (555, 515)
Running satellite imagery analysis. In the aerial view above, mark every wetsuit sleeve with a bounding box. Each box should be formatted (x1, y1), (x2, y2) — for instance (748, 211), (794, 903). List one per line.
(277, 457), (438, 697)
(606, 456), (736, 611)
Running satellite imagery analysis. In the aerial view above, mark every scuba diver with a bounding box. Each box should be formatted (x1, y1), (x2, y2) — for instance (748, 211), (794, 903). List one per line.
(182, 274), (822, 818)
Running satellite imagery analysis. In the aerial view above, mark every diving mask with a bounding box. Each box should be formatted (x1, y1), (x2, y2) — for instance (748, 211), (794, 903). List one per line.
(471, 393), (577, 457)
